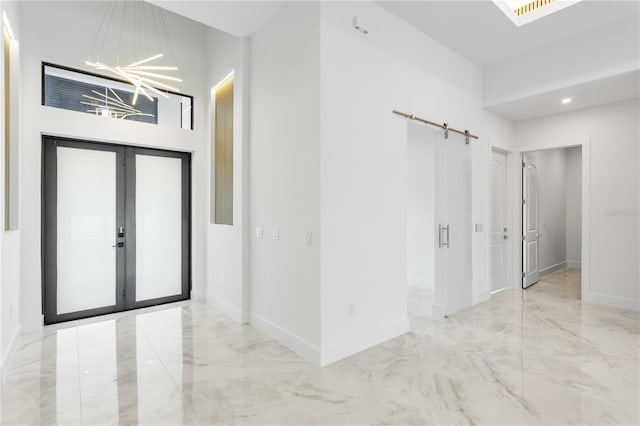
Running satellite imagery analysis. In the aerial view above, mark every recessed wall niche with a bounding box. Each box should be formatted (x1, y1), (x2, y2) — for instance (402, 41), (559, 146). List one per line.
(3, 18), (19, 231)
(212, 74), (234, 225)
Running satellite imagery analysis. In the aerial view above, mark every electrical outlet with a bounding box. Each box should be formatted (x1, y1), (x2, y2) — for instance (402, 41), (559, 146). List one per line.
(255, 227), (263, 239)
(272, 228), (280, 241)
(306, 231), (313, 246)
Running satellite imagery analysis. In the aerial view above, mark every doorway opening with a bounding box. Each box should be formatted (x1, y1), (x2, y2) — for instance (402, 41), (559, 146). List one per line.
(407, 122), (436, 318)
(42, 136), (192, 324)
(521, 146), (582, 296)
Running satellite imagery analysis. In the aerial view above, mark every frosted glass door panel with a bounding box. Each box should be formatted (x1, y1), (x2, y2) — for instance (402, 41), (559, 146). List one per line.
(57, 147), (117, 315)
(135, 155), (182, 301)
(434, 132), (473, 317)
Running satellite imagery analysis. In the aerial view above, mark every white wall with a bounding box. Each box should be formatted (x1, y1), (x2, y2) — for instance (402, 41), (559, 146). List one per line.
(526, 148), (568, 274)
(0, 0), (22, 378)
(566, 147), (582, 269)
(16, 1), (208, 331)
(516, 99), (639, 311)
(205, 27), (250, 322)
(319, 1), (513, 364)
(407, 122), (435, 289)
(249, 1), (321, 360)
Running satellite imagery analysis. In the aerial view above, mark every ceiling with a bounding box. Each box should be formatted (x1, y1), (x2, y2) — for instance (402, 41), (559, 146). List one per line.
(377, 1), (640, 67)
(146, 1), (285, 37)
(149, 0), (639, 122)
(486, 70), (640, 121)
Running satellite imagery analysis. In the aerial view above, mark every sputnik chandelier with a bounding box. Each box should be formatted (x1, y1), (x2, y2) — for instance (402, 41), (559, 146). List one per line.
(85, 0), (182, 106)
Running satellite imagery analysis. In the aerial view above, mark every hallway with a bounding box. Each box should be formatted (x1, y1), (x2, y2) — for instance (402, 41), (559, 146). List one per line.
(1, 269), (638, 425)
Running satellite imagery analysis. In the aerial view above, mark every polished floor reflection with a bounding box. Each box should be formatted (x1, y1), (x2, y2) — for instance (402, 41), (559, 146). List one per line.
(1, 269), (638, 425)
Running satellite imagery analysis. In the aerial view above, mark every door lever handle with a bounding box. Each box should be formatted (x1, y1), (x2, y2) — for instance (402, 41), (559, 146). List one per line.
(111, 242), (124, 248)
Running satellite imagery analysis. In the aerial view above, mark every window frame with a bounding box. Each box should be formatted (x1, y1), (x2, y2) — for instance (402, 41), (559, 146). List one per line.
(41, 62), (194, 130)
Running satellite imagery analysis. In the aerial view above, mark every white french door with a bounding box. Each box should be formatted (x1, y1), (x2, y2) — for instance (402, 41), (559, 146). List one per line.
(43, 137), (191, 324)
(522, 153), (540, 288)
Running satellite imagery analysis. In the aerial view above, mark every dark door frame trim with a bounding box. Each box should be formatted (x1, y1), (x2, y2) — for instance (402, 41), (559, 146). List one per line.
(42, 135), (192, 325)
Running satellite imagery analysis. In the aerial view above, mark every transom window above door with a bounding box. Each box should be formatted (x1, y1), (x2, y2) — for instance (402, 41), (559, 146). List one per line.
(42, 63), (193, 130)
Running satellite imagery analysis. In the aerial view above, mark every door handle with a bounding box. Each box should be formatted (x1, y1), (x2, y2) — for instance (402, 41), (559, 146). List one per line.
(439, 225), (450, 248)
(444, 225), (450, 248)
(503, 234), (508, 240)
(111, 242), (124, 248)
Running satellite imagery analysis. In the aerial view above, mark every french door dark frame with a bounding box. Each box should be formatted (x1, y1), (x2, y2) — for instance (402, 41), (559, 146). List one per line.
(42, 135), (192, 325)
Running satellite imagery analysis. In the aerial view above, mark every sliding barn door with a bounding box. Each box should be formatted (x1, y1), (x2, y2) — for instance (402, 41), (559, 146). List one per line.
(434, 130), (473, 316)
(410, 124), (473, 317)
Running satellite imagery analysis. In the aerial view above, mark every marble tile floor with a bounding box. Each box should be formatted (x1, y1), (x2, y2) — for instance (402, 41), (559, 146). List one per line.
(1, 268), (638, 425)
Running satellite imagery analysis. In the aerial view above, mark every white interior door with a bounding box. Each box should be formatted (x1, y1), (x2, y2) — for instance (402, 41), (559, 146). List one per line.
(434, 130), (473, 316)
(523, 154), (540, 288)
(491, 150), (508, 293)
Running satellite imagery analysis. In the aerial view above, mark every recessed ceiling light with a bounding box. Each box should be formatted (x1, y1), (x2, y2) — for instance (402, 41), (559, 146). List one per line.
(561, 98), (572, 104)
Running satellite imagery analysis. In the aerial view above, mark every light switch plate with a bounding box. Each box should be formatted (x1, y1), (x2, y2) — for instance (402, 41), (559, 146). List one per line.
(255, 227), (263, 239)
(272, 228), (280, 241)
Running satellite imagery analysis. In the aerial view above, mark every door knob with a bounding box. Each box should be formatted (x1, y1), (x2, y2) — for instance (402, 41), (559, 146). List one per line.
(503, 235), (508, 240)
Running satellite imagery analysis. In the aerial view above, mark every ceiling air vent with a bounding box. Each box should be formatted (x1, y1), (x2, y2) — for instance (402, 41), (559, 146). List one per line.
(493, 0), (583, 26)
(514, 0), (555, 17)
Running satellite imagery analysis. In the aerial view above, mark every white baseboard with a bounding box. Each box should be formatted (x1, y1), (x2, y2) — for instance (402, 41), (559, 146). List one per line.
(408, 279), (434, 289)
(320, 318), (410, 367)
(473, 290), (491, 304)
(1, 324), (21, 383)
(206, 292), (248, 323)
(248, 312), (320, 365)
(21, 315), (44, 333)
(539, 261), (567, 278)
(567, 260), (582, 269)
(583, 292), (639, 312)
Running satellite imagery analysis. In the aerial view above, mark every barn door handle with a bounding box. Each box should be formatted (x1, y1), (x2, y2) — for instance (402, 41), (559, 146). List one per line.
(439, 225), (450, 248)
